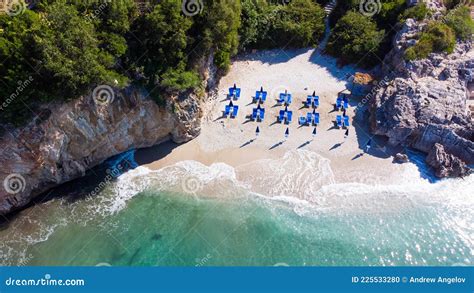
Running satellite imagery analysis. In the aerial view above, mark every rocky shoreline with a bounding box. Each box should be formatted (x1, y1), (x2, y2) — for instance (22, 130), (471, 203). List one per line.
(0, 87), (202, 215)
(368, 18), (474, 178)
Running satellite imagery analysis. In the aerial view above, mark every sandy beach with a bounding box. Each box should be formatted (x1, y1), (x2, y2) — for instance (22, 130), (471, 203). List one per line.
(144, 48), (418, 188)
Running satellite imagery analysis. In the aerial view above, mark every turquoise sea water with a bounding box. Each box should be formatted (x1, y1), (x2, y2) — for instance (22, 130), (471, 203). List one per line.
(1, 151), (473, 266)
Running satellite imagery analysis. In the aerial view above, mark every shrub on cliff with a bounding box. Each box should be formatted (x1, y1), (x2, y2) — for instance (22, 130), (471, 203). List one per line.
(398, 3), (431, 23)
(326, 11), (384, 67)
(405, 22), (456, 61)
(161, 66), (201, 92)
(444, 6), (474, 41)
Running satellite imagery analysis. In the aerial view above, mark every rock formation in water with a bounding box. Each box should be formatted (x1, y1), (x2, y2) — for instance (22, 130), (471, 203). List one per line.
(369, 17), (474, 178)
(0, 87), (203, 215)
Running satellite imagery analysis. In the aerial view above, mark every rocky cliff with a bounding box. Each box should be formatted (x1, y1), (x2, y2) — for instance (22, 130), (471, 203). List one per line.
(370, 18), (474, 177)
(0, 87), (202, 215)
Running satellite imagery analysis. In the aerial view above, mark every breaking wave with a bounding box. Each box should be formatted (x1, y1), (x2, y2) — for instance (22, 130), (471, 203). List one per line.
(0, 150), (473, 265)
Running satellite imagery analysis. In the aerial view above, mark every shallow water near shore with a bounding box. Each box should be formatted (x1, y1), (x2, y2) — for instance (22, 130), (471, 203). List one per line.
(1, 150), (473, 266)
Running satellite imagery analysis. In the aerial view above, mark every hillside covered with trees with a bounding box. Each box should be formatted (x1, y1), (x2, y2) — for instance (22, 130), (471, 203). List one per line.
(0, 0), (472, 125)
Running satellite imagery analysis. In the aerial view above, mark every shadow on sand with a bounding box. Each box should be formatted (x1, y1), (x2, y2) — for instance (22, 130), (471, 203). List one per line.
(240, 139), (255, 148)
(269, 141), (284, 150)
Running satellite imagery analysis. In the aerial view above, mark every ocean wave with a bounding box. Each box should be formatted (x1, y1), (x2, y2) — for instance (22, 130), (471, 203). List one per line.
(1, 149), (473, 265)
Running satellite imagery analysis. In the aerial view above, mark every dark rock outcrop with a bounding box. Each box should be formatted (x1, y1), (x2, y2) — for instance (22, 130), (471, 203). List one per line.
(426, 143), (469, 178)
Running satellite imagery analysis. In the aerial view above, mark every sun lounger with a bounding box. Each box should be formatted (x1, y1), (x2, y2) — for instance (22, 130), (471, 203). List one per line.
(343, 115), (350, 127)
(255, 91), (267, 102)
(313, 113), (320, 125)
(231, 105), (239, 118)
(343, 97), (349, 109)
(299, 117), (307, 125)
(314, 96), (319, 108)
(252, 108), (258, 120)
(306, 96), (312, 107)
(306, 113), (313, 125)
(278, 110), (285, 123)
(224, 105), (231, 117)
(336, 115), (342, 128)
(278, 92), (292, 104)
(229, 87), (241, 98)
(278, 93), (286, 104)
(286, 111), (293, 123)
(260, 108), (265, 120)
(336, 97), (342, 109)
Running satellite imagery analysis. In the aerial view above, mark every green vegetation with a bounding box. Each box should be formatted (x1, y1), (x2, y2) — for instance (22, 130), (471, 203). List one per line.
(239, 0), (325, 50)
(0, 0), (471, 125)
(443, 0), (472, 9)
(398, 3), (431, 22)
(326, 11), (385, 67)
(405, 22), (456, 60)
(326, 0), (409, 67)
(444, 6), (474, 40)
(404, 5), (473, 60)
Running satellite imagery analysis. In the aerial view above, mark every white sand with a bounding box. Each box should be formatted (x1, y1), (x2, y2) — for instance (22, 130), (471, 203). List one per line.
(146, 48), (418, 186)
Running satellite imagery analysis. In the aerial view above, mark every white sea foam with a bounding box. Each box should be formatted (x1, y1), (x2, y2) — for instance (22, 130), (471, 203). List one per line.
(1, 149), (473, 265)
